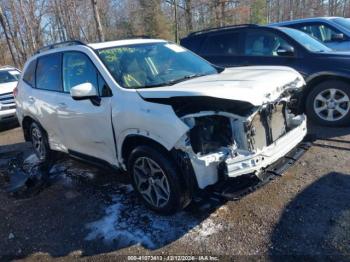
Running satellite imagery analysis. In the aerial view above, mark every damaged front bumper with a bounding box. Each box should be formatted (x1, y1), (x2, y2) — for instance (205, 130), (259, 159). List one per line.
(224, 115), (307, 178)
(183, 114), (307, 189)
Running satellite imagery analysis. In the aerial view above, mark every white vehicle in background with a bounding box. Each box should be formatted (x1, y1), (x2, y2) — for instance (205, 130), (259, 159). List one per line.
(15, 40), (307, 214)
(0, 66), (21, 123)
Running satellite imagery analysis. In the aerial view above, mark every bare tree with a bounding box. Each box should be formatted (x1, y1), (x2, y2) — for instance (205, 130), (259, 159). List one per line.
(0, 5), (18, 67)
(184, 0), (193, 32)
(91, 0), (105, 42)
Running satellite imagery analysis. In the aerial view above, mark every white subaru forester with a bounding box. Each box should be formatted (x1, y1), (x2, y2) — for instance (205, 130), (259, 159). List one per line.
(15, 39), (307, 213)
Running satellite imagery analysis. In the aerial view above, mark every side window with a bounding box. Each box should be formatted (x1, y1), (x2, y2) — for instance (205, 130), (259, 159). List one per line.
(244, 30), (292, 57)
(63, 52), (111, 97)
(23, 59), (36, 87)
(294, 23), (341, 42)
(63, 52), (98, 93)
(201, 33), (240, 55)
(36, 53), (62, 91)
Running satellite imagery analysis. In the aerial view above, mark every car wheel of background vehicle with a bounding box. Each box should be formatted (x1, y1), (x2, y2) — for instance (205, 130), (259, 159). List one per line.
(128, 145), (188, 214)
(30, 122), (52, 162)
(306, 80), (350, 126)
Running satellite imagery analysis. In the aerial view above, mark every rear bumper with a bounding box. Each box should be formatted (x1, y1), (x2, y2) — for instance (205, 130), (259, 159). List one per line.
(0, 108), (17, 122)
(224, 115), (307, 178)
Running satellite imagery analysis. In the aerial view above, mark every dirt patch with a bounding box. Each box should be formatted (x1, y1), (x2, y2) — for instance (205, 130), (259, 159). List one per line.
(0, 124), (349, 260)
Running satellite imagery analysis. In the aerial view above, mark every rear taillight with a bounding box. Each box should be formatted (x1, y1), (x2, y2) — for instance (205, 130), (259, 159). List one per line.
(13, 84), (18, 98)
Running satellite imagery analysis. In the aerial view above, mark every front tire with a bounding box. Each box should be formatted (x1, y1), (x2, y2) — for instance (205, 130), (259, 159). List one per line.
(306, 80), (350, 126)
(127, 145), (189, 214)
(29, 122), (52, 163)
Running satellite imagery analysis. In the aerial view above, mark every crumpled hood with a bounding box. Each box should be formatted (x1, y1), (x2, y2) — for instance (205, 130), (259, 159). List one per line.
(0, 81), (17, 95)
(137, 66), (304, 106)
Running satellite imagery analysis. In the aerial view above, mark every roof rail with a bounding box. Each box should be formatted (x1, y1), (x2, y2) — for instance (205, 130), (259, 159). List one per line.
(129, 35), (151, 39)
(187, 24), (258, 37)
(0, 65), (17, 70)
(35, 40), (87, 54)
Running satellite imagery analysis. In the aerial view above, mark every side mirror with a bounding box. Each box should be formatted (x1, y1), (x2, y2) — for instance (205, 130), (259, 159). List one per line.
(331, 33), (344, 41)
(276, 45), (295, 57)
(70, 82), (100, 106)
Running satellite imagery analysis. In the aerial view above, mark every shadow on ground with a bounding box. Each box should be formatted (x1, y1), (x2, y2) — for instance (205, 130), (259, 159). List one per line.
(0, 120), (19, 132)
(269, 172), (350, 258)
(307, 122), (350, 140)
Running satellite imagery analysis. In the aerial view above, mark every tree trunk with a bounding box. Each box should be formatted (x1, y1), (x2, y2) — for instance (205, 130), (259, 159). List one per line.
(19, 0), (36, 53)
(0, 6), (18, 67)
(184, 0), (193, 33)
(174, 0), (178, 43)
(91, 0), (105, 42)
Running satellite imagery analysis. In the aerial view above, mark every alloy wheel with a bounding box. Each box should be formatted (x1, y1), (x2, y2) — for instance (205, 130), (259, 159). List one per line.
(313, 88), (350, 122)
(133, 156), (171, 208)
(31, 125), (46, 160)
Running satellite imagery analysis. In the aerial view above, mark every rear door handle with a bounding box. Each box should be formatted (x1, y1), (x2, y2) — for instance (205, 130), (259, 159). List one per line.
(58, 102), (67, 109)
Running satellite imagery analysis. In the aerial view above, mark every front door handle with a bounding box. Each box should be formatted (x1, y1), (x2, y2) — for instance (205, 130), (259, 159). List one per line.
(58, 102), (67, 109)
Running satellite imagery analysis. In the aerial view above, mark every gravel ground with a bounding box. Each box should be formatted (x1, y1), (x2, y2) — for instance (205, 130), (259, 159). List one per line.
(0, 120), (349, 261)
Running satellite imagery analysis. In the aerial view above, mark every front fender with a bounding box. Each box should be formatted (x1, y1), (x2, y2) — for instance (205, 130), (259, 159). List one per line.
(114, 102), (190, 167)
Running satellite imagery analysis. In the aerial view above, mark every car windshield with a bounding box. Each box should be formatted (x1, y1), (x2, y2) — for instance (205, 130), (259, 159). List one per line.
(281, 27), (332, 52)
(97, 42), (218, 89)
(0, 70), (20, 84)
(332, 17), (350, 31)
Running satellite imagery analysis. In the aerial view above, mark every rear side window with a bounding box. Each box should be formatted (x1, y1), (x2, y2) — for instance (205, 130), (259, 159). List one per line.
(244, 30), (291, 56)
(291, 23), (342, 42)
(36, 53), (62, 92)
(23, 60), (36, 87)
(181, 35), (206, 53)
(201, 33), (240, 55)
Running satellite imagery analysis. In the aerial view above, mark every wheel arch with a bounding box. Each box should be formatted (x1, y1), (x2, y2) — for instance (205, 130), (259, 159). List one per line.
(22, 116), (47, 142)
(121, 134), (199, 195)
(121, 134), (170, 166)
(22, 116), (35, 141)
(303, 73), (350, 110)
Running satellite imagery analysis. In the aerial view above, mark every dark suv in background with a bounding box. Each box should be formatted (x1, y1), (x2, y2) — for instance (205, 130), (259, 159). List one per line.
(181, 24), (350, 126)
(270, 17), (350, 51)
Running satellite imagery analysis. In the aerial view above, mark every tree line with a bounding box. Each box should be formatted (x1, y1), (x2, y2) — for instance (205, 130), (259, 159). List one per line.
(0, 0), (349, 68)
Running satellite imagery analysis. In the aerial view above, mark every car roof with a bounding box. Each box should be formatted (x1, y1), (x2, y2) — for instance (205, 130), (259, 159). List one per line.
(88, 38), (167, 49)
(184, 24), (259, 38)
(269, 16), (342, 26)
(33, 38), (168, 57)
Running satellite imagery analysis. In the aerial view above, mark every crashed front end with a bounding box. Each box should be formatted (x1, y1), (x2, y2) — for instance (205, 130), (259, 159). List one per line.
(174, 87), (307, 189)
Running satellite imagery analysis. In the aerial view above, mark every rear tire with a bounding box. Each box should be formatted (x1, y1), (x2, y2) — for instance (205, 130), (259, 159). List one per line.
(306, 80), (350, 126)
(29, 122), (52, 163)
(127, 145), (189, 214)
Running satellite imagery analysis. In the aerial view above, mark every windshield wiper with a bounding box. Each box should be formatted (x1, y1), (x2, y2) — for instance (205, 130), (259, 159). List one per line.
(140, 74), (207, 89)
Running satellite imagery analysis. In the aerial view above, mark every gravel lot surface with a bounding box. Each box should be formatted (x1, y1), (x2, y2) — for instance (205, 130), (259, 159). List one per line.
(0, 121), (349, 261)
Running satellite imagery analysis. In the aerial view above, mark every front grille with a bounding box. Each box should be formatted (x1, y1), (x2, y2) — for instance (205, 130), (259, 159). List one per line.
(0, 91), (15, 110)
(1, 104), (16, 110)
(248, 102), (287, 151)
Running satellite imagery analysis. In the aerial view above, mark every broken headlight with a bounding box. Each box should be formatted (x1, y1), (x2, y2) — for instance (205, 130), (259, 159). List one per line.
(187, 115), (234, 155)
